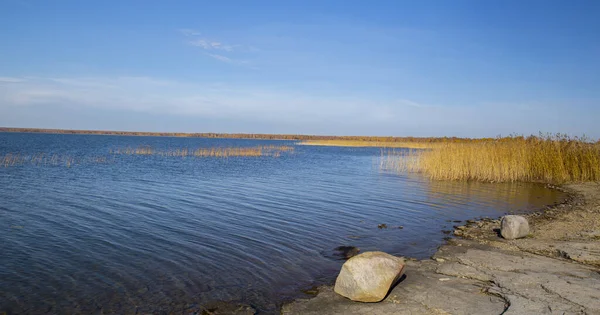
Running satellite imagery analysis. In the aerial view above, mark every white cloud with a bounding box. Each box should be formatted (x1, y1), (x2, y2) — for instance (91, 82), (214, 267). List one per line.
(189, 39), (235, 52)
(181, 29), (238, 52)
(178, 28), (202, 36)
(179, 29), (255, 67)
(0, 77), (26, 83)
(0, 75), (424, 125)
(206, 53), (232, 62)
(1, 75), (596, 138)
(396, 99), (424, 108)
(205, 53), (249, 66)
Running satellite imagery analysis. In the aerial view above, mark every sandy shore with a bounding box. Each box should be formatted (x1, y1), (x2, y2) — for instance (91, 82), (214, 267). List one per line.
(282, 182), (600, 314)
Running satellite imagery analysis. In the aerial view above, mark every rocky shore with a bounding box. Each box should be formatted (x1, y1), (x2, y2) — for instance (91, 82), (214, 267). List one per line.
(282, 182), (600, 314)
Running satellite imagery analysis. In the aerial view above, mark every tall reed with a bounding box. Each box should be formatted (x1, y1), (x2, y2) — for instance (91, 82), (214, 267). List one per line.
(383, 135), (600, 184)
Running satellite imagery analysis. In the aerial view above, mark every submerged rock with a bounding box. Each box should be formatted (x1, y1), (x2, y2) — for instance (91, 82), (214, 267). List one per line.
(333, 246), (360, 260)
(334, 251), (405, 302)
(194, 301), (255, 315)
(377, 224), (387, 229)
(501, 215), (530, 240)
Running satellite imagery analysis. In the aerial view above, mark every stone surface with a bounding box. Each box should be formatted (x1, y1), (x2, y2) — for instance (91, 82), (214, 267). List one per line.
(283, 183), (600, 315)
(283, 259), (506, 315)
(284, 238), (600, 315)
(333, 251), (405, 302)
(501, 215), (530, 239)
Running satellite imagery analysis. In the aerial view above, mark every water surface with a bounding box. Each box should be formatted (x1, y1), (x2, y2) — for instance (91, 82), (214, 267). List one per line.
(0, 133), (566, 313)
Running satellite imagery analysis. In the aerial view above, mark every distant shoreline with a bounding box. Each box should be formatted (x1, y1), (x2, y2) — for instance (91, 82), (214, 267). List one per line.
(0, 127), (463, 143)
(298, 140), (435, 149)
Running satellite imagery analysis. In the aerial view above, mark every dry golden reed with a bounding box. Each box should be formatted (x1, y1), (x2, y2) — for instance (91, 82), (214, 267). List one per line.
(383, 135), (600, 184)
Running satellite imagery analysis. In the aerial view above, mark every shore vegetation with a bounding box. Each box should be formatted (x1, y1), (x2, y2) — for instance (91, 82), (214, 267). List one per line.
(0, 127), (520, 144)
(1, 145), (294, 168)
(382, 135), (600, 184)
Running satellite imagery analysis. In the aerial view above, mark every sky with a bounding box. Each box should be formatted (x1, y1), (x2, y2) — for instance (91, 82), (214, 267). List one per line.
(0, 0), (599, 138)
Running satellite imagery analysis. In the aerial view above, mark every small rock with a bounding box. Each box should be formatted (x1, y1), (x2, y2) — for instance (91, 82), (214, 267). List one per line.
(398, 226), (404, 229)
(500, 215), (530, 240)
(378, 224), (388, 229)
(196, 301), (255, 315)
(334, 246), (360, 259)
(302, 287), (319, 296)
(334, 251), (405, 302)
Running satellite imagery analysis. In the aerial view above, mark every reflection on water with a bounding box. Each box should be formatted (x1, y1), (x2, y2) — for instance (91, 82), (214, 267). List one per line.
(0, 133), (566, 314)
(423, 180), (563, 216)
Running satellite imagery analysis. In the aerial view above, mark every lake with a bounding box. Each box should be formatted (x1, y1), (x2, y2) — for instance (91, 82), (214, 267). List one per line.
(0, 133), (566, 314)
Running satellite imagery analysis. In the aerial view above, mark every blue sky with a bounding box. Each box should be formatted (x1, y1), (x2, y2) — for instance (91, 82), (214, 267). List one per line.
(1, 0), (599, 137)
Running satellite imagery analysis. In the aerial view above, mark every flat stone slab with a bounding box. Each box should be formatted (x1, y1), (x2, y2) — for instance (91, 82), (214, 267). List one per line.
(284, 239), (600, 314)
(283, 258), (506, 315)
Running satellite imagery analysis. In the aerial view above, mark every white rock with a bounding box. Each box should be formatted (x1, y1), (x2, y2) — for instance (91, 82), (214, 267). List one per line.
(501, 215), (530, 240)
(334, 251), (405, 302)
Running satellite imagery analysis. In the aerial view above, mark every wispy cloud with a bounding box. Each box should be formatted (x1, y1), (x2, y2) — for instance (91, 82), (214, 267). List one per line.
(396, 99), (425, 108)
(3, 75), (591, 137)
(206, 53), (249, 66)
(179, 28), (256, 66)
(0, 75), (420, 124)
(0, 77), (26, 83)
(190, 39), (236, 52)
(180, 29), (238, 52)
(178, 28), (202, 36)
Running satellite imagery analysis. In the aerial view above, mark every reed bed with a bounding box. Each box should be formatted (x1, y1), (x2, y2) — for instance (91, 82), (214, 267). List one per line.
(1, 145), (293, 168)
(1, 153), (87, 168)
(382, 135), (600, 184)
(110, 145), (294, 158)
(110, 146), (153, 155)
(300, 140), (436, 149)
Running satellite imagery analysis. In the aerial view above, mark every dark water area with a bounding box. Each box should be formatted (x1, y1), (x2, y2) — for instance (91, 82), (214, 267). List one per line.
(0, 133), (567, 314)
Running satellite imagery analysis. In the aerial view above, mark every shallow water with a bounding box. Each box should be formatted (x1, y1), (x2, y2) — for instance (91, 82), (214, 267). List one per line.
(0, 133), (566, 313)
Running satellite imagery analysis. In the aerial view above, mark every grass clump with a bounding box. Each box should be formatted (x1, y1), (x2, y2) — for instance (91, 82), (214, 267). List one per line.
(110, 145), (294, 158)
(383, 135), (600, 184)
(1, 153), (81, 167)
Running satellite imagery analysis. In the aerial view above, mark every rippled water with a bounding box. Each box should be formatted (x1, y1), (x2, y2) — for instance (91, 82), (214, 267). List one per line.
(0, 133), (566, 314)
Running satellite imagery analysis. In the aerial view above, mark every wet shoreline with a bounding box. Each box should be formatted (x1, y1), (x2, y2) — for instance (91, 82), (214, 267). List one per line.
(282, 182), (600, 314)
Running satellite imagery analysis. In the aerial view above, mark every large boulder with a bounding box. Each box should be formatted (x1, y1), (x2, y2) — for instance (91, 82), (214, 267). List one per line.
(334, 251), (405, 302)
(501, 215), (530, 240)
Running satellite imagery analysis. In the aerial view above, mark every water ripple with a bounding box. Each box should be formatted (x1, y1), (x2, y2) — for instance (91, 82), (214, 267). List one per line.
(0, 134), (566, 314)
